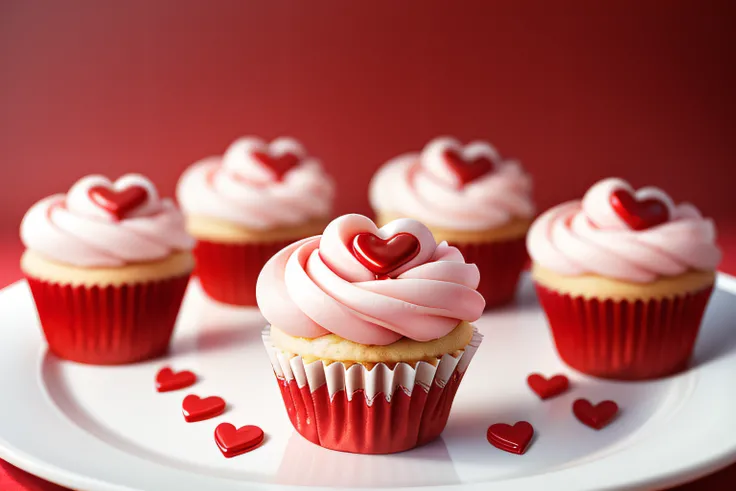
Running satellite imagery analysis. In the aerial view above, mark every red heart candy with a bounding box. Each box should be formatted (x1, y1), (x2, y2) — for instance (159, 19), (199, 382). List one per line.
(351, 232), (421, 277)
(573, 398), (619, 430)
(610, 189), (670, 230)
(252, 151), (301, 180)
(443, 149), (494, 186)
(88, 185), (148, 220)
(155, 367), (197, 393)
(182, 394), (226, 423)
(487, 421), (534, 455)
(214, 423), (265, 458)
(527, 373), (570, 400)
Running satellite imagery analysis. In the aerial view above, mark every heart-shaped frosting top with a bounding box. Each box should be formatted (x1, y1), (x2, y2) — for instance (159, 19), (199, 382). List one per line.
(67, 174), (162, 221)
(257, 214), (486, 345)
(20, 174), (193, 267)
(222, 136), (308, 183)
(526, 177), (721, 283)
(177, 136), (334, 230)
(421, 137), (498, 188)
(369, 136), (535, 231)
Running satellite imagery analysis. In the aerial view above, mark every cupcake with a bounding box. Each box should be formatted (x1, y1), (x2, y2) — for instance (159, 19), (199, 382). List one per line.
(369, 136), (534, 308)
(527, 178), (721, 380)
(177, 136), (334, 306)
(257, 214), (485, 454)
(20, 174), (195, 365)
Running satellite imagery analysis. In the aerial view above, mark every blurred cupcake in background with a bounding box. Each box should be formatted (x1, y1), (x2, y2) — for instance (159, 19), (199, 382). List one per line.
(369, 136), (534, 308)
(257, 214), (485, 454)
(20, 174), (194, 365)
(528, 177), (721, 380)
(177, 136), (334, 306)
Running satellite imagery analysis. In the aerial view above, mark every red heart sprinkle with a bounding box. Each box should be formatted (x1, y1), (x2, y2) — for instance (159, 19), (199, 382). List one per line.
(610, 189), (670, 230)
(182, 395), (226, 423)
(88, 185), (148, 220)
(155, 367), (197, 393)
(214, 423), (265, 458)
(487, 421), (534, 455)
(252, 151), (301, 180)
(443, 149), (494, 186)
(527, 373), (570, 400)
(573, 399), (619, 430)
(352, 232), (421, 277)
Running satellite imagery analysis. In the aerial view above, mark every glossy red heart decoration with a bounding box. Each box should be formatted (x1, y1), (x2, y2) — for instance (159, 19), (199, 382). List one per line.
(352, 232), (421, 277)
(155, 367), (197, 393)
(252, 151), (301, 180)
(443, 149), (494, 186)
(573, 399), (619, 430)
(182, 394), (226, 423)
(88, 185), (148, 220)
(214, 423), (265, 458)
(527, 373), (569, 400)
(487, 421), (534, 455)
(610, 189), (670, 230)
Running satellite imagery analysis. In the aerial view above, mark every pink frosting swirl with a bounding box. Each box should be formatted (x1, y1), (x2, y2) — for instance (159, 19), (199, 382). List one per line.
(20, 174), (194, 267)
(256, 214), (486, 345)
(527, 178), (721, 283)
(369, 136), (534, 230)
(176, 136), (334, 229)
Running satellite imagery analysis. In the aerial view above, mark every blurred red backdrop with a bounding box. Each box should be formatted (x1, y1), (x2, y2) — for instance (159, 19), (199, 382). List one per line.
(1, 1), (736, 488)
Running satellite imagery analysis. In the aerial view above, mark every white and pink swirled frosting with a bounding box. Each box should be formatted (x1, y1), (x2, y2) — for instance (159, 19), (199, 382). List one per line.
(177, 136), (334, 229)
(256, 214), (486, 345)
(369, 136), (534, 230)
(527, 178), (721, 283)
(21, 174), (194, 267)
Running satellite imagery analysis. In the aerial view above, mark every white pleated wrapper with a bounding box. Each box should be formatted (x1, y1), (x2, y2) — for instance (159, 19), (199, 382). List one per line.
(262, 326), (483, 404)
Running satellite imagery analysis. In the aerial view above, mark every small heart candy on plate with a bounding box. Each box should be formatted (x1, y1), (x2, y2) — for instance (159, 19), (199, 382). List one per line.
(214, 423), (265, 458)
(155, 367), (197, 393)
(487, 421), (534, 455)
(527, 373), (570, 400)
(573, 398), (619, 430)
(182, 395), (226, 423)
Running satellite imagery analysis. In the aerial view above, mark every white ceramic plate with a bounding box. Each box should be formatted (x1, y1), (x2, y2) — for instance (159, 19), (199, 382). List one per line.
(1, 274), (736, 491)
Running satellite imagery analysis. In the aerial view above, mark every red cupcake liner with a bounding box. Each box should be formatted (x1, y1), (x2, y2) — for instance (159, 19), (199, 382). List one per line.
(535, 283), (714, 380)
(452, 237), (528, 309)
(193, 239), (296, 306)
(26, 273), (190, 365)
(263, 327), (483, 454)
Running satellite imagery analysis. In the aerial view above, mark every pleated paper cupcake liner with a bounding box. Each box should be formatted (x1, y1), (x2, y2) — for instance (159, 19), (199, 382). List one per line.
(26, 273), (191, 365)
(262, 326), (483, 454)
(452, 237), (528, 309)
(535, 282), (714, 380)
(193, 239), (295, 307)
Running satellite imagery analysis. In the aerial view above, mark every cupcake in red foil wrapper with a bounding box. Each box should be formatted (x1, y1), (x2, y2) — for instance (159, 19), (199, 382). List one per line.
(193, 238), (295, 306)
(369, 136), (534, 309)
(527, 178), (721, 380)
(263, 326), (482, 454)
(20, 174), (195, 365)
(452, 238), (528, 308)
(177, 136), (334, 306)
(256, 214), (487, 454)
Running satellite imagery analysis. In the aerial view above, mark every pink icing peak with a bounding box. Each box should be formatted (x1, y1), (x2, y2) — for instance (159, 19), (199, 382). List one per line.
(21, 174), (193, 267)
(369, 136), (534, 231)
(527, 177), (721, 283)
(176, 136), (334, 229)
(256, 214), (485, 345)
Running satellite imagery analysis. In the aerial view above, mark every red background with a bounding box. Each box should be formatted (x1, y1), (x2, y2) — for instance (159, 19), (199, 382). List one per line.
(1, 1), (735, 489)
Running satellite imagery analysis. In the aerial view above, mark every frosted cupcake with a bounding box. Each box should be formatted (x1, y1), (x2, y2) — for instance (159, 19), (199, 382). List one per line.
(257, 214), (485, 454)
(528, 178), (721, 380)
(177, 136), (334, 306)
(369, 136), (534, 308)
(20, 174), (194, 365)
